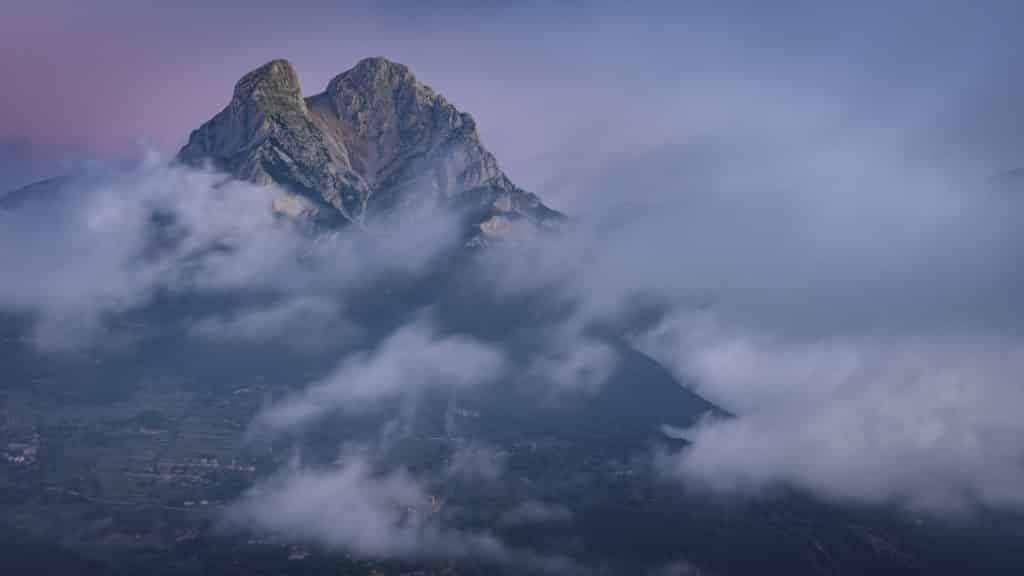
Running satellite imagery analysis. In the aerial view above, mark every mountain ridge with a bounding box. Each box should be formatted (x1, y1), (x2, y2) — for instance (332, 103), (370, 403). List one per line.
(177, 57), (563, 241)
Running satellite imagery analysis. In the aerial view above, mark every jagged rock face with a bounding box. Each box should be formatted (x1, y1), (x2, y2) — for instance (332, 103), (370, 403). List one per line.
(178, 57), (561, 237)
(177, 60), (368, 223)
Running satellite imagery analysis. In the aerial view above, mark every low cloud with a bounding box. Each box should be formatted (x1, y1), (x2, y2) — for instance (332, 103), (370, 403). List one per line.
(225, 451), (579, 573)
(525, 321), (620, 397)
(225, 453), (499, 558)
(456, 33), (1024, 518)
(190, 296), (351, 349)
(445, 442), (507, 483)
(638, 312), (1024, 513)
(254, 319), (505, 432)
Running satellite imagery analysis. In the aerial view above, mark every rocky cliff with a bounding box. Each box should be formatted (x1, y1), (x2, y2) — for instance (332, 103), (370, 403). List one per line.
(178, 57), (562, 240)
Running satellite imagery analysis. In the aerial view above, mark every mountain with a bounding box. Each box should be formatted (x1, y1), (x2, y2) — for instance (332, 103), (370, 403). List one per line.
(0, 175), (70, 209)
(177, 57), (562, 241)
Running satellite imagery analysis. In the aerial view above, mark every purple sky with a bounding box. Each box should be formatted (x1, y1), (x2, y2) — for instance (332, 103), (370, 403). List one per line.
(2, 1), (1023, 207)
(1, 2), (644, 182)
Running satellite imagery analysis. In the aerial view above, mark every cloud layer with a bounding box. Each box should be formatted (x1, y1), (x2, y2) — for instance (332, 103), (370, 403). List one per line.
(254, 319), (505, 432)
(639, 313), (1024, 512)
(225, 453), (500, 558)
(0, 153), (459, 350)
(225, 448), (578, 573)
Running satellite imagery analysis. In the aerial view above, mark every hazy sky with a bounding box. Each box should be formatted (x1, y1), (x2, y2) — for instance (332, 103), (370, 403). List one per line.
(3, 0), (1022, 204)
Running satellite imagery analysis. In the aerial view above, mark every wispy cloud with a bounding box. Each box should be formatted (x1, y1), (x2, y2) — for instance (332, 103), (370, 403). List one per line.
(225, 449), (580, 573)
(189, 296), (354, 350)
(0, 153), (460, 351)
(254, 318), (505, 432)
(225, 452), (497, 558)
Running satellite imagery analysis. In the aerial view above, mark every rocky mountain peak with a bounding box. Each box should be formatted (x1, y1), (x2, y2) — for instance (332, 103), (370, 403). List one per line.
(335, 56), (416, 88)
(178, 57), (562, 240)
(232, 59), (303, 104)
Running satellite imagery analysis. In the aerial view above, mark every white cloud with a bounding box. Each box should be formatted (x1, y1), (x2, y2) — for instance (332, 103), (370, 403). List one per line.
(638, 312), (1024, 513)
(526, 332), (619, 397)
(190, 296), (351, 349)
(445, 442), (507, 483)
(225, 451), (580, 573)
(225, 453), (499, 558)
(255, 319), (505, 432)
(0, 153), (460, 351)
